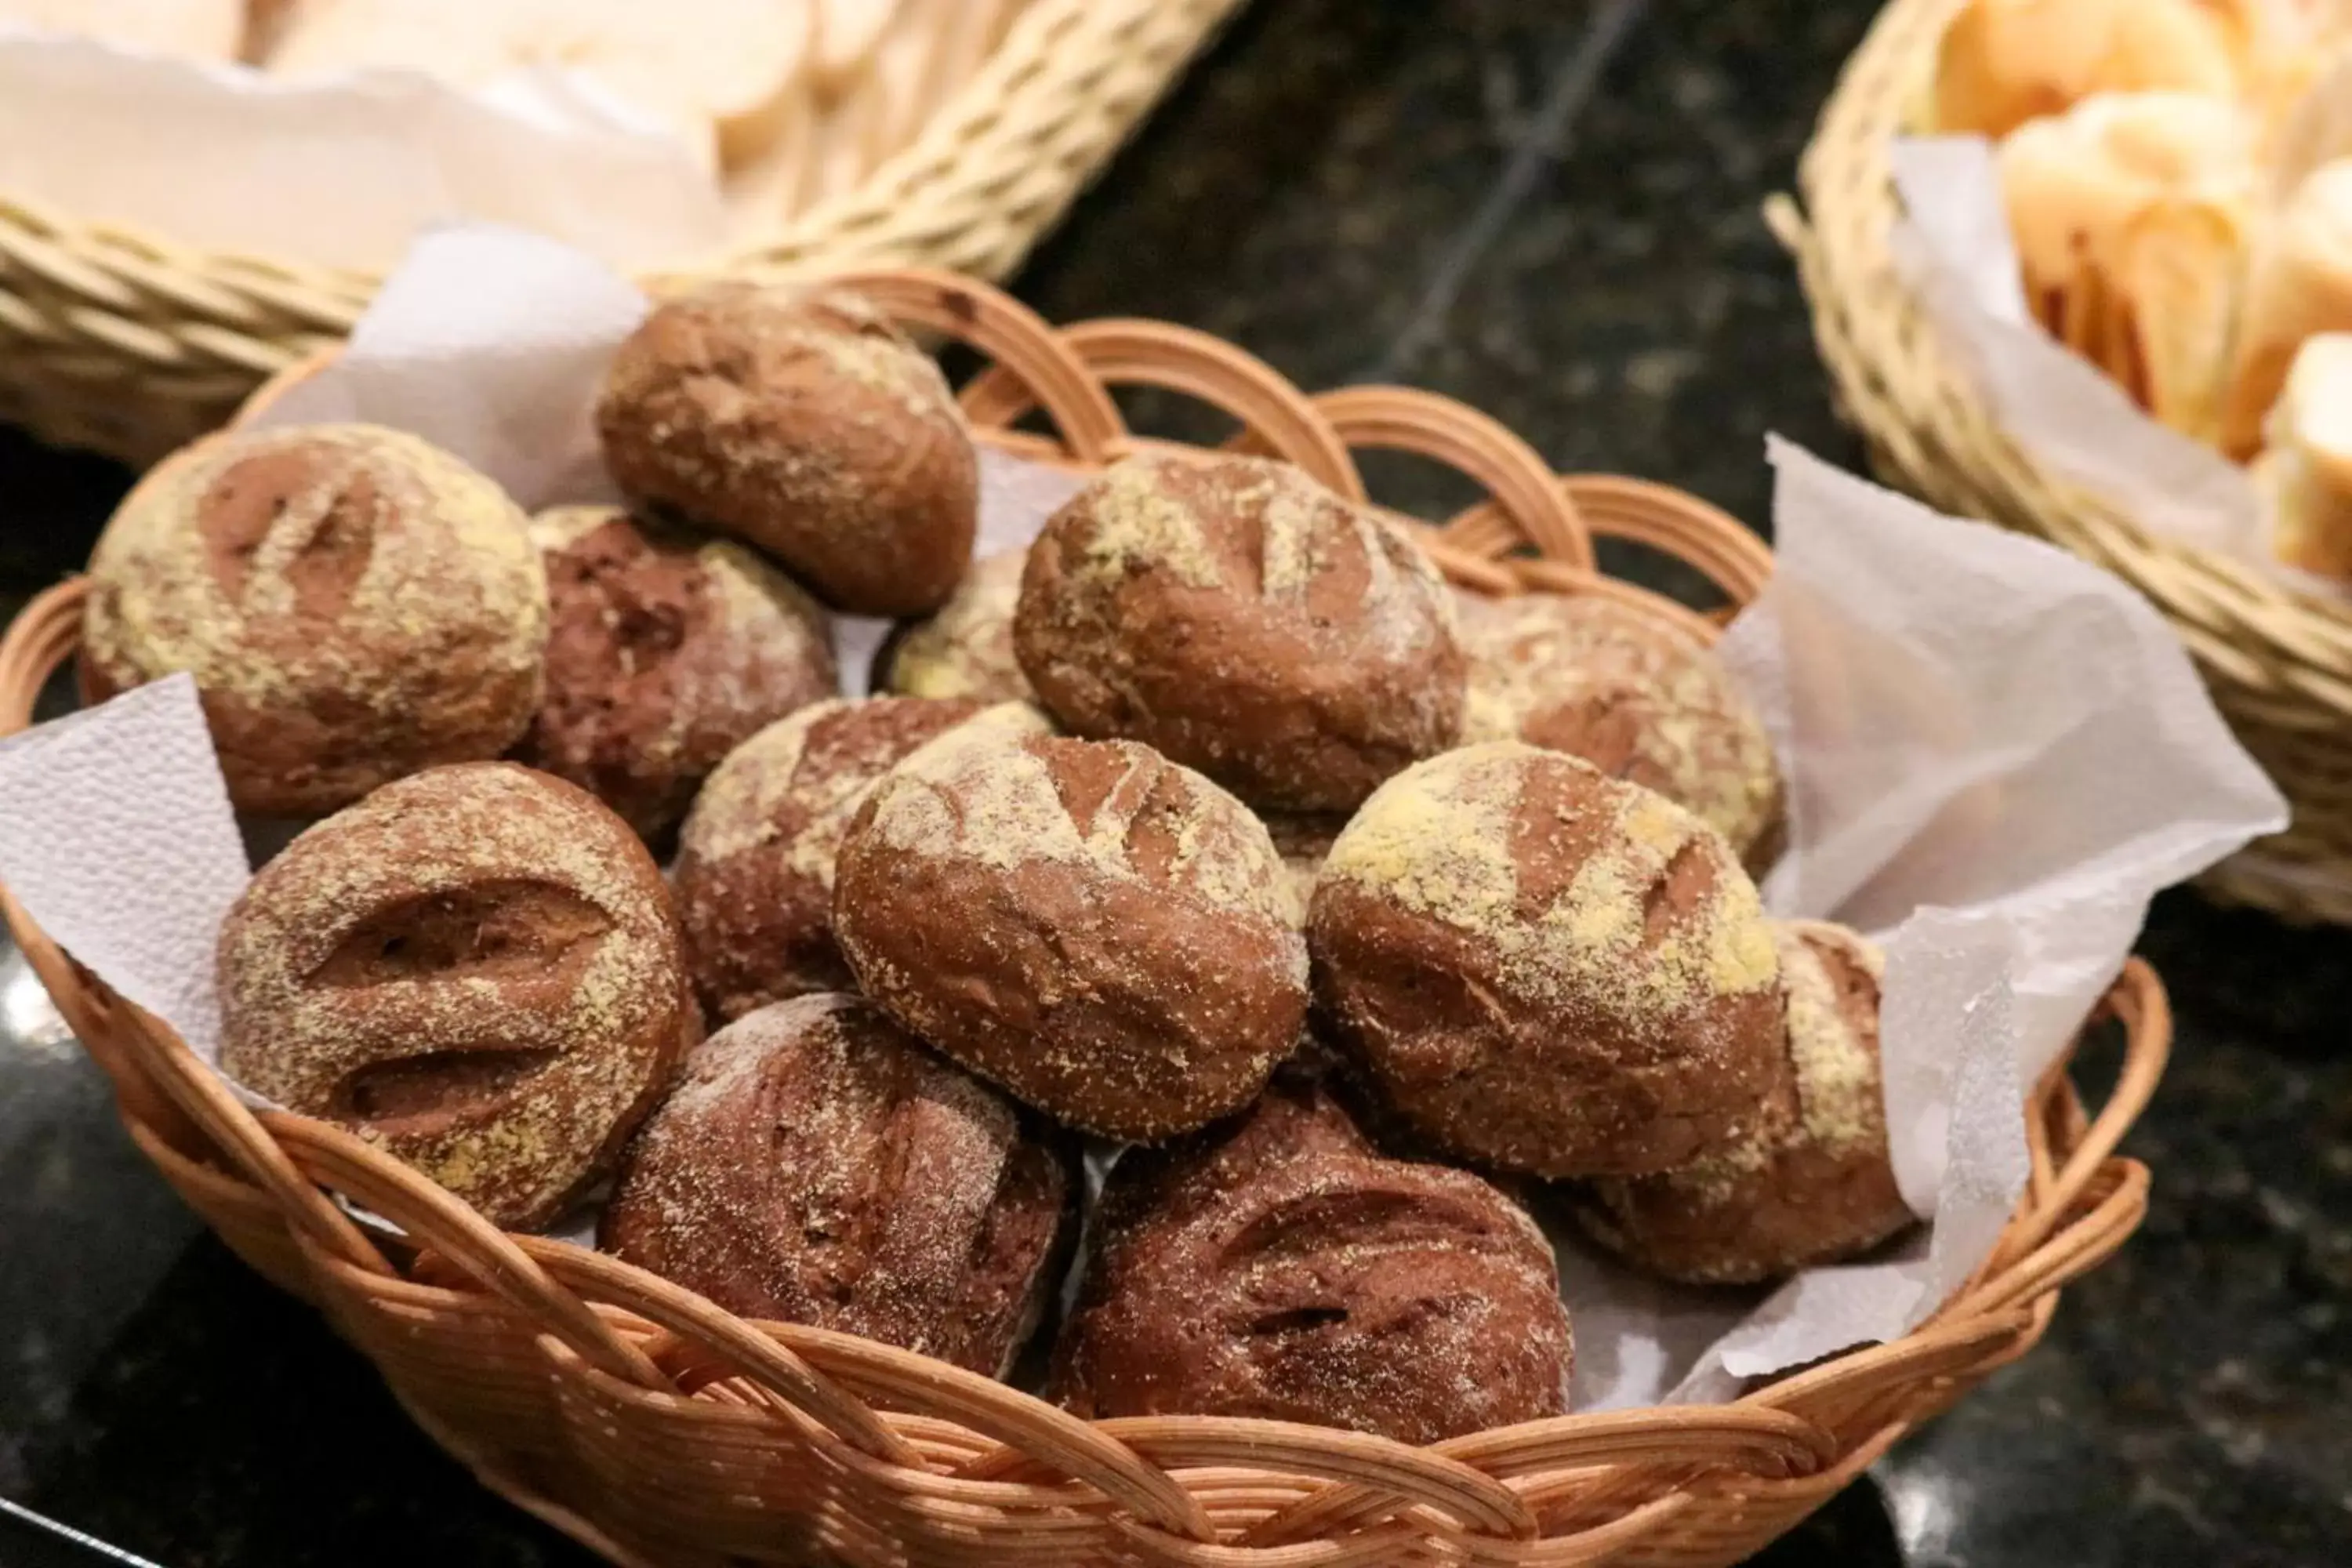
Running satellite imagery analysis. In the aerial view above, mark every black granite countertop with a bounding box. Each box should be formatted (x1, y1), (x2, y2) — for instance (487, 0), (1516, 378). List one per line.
(4, 2), (2349, 1564)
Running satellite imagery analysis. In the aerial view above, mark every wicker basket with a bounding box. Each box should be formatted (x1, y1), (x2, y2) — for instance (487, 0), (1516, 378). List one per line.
(0, 270), (2169, 1567)
(0, 0), (1243, 468)
(1773, 0), (2352, 924)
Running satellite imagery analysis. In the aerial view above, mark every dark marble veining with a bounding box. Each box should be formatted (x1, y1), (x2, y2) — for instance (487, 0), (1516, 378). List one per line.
(3, 1), (2348, 1563)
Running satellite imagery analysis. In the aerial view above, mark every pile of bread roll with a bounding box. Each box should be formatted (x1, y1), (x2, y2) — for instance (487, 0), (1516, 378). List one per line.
(1934, 0), (2352, 575)
(78, 278), (1918, 1443)
(0, 0), (1024, 234)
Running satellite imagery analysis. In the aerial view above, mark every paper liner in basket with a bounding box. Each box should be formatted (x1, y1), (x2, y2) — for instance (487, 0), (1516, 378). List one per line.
(0, 29), (727, 271)
(0, 229), (2286, 1414)
(1886, 136), (2350, 596)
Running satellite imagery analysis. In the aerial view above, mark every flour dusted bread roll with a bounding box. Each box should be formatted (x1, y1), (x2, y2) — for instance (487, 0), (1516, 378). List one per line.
(833, 706), (1310, 1142)
(1015, 454), (1465, 811)
(1573, 922), (1914, 1285)
(673, 696), (989, 1022)
(878, 547), (1036, 704)
(1998, 93), (2257, 439)
(1054, 1076), (1571, 1443)
(2254, 332), (2352, 575)
(1310, 743), (1784, 1179)
(1459, 591), (1781, 860)
(217, 764), (699, 1231)
(1934, 0), (2254, 138)
(81, 423), (546, 818)
(515, 506), (834, 842)
(2222, 158), (2352, 456)
(601, 993), (1073, 1375)
(597, 283), (978, 616)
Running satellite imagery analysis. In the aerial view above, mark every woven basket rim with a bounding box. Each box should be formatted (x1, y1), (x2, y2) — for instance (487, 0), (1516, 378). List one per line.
(0, 267), (2170, 1564)
(0, 0), (1237, 292)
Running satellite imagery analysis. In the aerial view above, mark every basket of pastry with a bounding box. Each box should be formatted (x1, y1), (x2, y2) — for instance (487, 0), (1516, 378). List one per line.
(1774, 0), (2352, 922)
(0, 236), (2282, 1567)
(0, 0), (1243, 464)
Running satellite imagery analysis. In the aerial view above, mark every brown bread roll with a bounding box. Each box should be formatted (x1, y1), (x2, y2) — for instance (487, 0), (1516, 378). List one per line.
(877, 546), (1036, 704)
(216, 763), (699, 1230)
(81, 423), (546, 818)
(833, 706), (1310, 1142)
(1309, 742), (1784, 1179)
(514, 506), (836, 841)
(601, 993), (1074, 1375)
(672, 695), (987, 1022)
(1014, 454), (1465, 811)
(1573, 921), (1913, 1284)
(596, 282), (978, 616)
(1054, 1076), (1571, 1443)
(1458, 591), (1782, 860)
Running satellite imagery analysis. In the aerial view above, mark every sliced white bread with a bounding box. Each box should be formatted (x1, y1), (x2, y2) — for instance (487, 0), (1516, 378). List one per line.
(814, 0), (898, 90)
(2256, 332), (2352, 575)
(1999, 93), (2259, 435)
(0, 0), (246, 60)
(2222, 158), (2352, 456)
(266, 0), (814, 172)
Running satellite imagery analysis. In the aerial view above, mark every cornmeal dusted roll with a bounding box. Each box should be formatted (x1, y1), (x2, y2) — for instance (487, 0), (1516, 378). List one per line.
(1014, 454), (1465, 811)
(833, 706), (1310, 1141)
(1309, 742), (1785, 1178)
(1573, 921), (1914, 1284)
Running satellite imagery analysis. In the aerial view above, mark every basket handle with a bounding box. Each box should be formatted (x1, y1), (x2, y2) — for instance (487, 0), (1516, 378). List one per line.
(957, 318), (1367, 501)
(1281, 385), (1598, 572)
(814, 268), (1129, 466)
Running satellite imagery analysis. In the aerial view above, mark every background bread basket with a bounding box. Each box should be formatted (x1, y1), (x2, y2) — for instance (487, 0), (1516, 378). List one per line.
(0, 0), (1243, 467)
(0, 258), (2219, 1567)
(1773, 0), (2352, 925)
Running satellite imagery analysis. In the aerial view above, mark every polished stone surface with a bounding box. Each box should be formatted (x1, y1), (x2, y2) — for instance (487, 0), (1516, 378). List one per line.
(4, 1), (2349, 1563)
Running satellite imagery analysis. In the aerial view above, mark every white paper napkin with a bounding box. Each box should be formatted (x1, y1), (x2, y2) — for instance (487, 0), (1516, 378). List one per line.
(0, 30), (727, 271)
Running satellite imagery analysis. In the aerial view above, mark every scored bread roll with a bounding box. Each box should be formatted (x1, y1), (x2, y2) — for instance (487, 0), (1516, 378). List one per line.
(833, 706), (1311, 1142)
(80, 423), (548, 818)
(1053, 1076), (1571, 1444)
(513, 506), (836, 843)
(1014, 454), (1466, 812)
(1573, 921), (1915, 1286)
(2222, 158), (2352, 457)
(597, 282), (978, 617)
(1308, 743), (1785, 1179)
(1998, 93), (2258, 441)
(1457, 590), (1782, 860)
(0, 0), (247, 60)
(1934, 0), (2254, 139)
(601, 993), (1073, 1377)
(217, 764), (700, 1231)
(2254, 332), (2352, 575)
(672, 695), (989, 1022)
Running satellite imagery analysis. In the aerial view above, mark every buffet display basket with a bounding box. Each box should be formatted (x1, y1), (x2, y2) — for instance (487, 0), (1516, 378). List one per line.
(0, 269), (2167, 1568)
